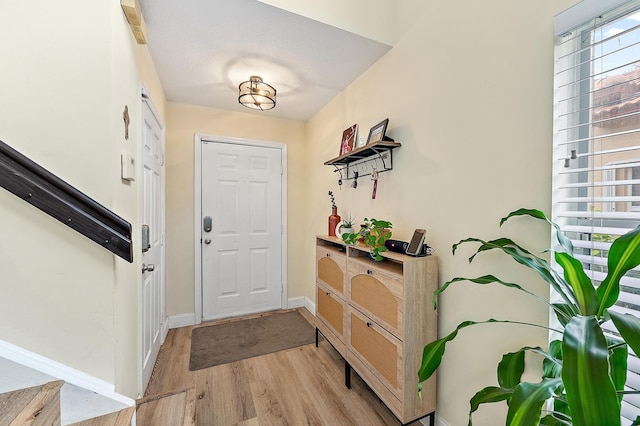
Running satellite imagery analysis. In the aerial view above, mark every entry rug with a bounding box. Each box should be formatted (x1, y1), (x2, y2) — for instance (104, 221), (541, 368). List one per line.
(188, 310), (315, 371)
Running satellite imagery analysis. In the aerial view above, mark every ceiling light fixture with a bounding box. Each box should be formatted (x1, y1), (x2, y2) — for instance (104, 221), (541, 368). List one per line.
(238, 76), (276, 111)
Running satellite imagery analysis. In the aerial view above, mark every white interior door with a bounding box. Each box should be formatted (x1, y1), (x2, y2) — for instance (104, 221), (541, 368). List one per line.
(141, 97), (165, 390)
(201, 141), (282, 321)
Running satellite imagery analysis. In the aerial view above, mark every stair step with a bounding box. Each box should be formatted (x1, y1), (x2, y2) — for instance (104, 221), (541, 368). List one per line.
(0, 380), (64, 425)
(0, 358), (57, 394)
(60, 384), (130, 425)
(67, 406), (135, 426)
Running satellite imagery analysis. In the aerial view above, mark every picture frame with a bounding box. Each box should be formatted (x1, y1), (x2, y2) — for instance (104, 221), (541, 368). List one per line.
(366, 118), (389, 145)
(340, 124), (358, 156)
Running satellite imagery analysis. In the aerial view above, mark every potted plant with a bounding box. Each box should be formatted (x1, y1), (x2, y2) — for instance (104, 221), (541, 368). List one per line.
(342, 217), (392, 261)
(418, 208), (640, 425)
(334, 215), (355, 238)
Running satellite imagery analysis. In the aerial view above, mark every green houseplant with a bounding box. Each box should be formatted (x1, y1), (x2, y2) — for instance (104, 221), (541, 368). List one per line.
(342, 217), (392, 261)
(418, 208), (640, 425)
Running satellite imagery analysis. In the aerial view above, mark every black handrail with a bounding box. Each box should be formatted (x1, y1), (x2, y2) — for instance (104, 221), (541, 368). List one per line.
(0, 140), (133, 262)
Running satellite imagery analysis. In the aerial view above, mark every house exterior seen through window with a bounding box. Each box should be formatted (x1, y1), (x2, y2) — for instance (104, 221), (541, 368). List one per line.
(553, 1), (640, 422)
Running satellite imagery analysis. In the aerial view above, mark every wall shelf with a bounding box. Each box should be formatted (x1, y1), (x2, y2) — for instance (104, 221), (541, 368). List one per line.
(324, 140), (401, 181)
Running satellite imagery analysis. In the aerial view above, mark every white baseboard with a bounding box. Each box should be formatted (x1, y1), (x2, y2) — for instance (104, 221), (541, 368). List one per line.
(288, 296), (315, 315)
(436, 415), (449, 426)
(0, 339), (134, 407)
(168, 313), (196, 329)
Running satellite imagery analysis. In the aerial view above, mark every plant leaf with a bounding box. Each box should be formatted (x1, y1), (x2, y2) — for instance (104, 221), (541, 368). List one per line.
(552, 303), (575, 328)
(468, 386), (512, 426)
(506, 378), (563, 425)
(418, 320), (561, 386)
(418, 320), (476, 383)
(549, 397), (571, 424)
(540, 413), (569, 426)
(432, 275), (563, 314)
(610, 311), (640, 356)
(562, 316), (621, 426)
(450, 237), (577, 310)
(597, 225), (640, 317)
(554, 252), (599, 316)
(608, 339), (628, 403)
(543, 340), (563, 381)
(498, 350), (525, 389)
(632, 416), (640, 426)
(499, 208), (574, 255)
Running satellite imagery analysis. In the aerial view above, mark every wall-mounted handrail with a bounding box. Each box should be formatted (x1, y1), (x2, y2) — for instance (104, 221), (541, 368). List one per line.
(0, 140), (133, 262)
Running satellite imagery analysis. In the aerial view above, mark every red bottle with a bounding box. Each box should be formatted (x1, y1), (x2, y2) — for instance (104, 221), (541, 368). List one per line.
(328, 207), (341, 237)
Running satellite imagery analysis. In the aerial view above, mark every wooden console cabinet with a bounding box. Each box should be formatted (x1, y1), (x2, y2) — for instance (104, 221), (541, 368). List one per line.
(315, 236), (438, 424)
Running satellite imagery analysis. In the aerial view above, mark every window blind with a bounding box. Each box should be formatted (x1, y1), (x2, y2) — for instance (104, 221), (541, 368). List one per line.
(553, 1), (640, 423)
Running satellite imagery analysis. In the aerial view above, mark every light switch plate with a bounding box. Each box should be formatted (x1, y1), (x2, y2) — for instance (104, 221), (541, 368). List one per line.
(121, 153), (135, 181)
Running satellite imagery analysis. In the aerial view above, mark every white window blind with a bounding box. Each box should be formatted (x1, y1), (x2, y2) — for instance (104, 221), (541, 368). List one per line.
(553, 1), (640, 423)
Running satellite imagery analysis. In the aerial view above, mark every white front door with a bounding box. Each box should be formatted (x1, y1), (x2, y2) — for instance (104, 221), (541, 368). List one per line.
(141, 97), (165, 390)
(201, 141), (283, 321)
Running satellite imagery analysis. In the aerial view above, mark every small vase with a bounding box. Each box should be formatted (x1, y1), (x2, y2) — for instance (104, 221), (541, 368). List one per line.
(328, 207), (341, 236)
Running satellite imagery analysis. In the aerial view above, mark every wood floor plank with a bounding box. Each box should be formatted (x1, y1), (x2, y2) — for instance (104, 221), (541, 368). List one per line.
(195, 362), (256, 425)
(251, 348), (324, 425)
(139, 308), (413, 426)
(137, 390), (187, 425)
(182, 388), (196, 426)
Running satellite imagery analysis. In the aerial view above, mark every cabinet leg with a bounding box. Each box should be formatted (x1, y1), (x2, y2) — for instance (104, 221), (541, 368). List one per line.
(315, 327), (319, 347)
(345, 361), (351, 389)
(428, 412), (435, 426)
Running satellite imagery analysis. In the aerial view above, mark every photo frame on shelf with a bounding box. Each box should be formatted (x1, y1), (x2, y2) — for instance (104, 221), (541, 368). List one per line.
(340, 124), (358, 156)
(366, 118), (389, 145)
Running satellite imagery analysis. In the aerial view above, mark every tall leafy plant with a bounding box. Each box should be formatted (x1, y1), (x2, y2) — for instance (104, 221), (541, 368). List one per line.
(418, 208), (640, 425)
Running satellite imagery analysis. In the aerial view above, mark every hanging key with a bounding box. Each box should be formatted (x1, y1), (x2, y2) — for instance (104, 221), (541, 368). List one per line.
(371, 169), (378, 199)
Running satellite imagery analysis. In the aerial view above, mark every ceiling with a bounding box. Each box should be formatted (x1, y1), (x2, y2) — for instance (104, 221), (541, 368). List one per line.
(138, 0), (392, 122)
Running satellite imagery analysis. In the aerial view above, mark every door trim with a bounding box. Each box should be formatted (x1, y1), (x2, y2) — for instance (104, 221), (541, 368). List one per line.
(193, 134), (288, 324)
(140, 87), (166, 393)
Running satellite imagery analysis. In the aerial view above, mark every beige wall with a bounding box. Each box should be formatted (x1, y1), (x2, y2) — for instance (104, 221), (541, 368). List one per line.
(305, 0), (577, 424)
(0, 0), (164, 398)
(0, 0), (117, 382)
(165, 103), (305, 317)
(0, 0), (583, 415)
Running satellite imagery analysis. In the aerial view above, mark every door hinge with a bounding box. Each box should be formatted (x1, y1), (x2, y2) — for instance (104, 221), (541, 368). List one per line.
(161, 153), (165, 166)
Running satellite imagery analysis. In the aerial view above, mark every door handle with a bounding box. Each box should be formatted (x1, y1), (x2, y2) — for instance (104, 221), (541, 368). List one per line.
(204, 239), (211, 244)
(142, 263), (155, 273)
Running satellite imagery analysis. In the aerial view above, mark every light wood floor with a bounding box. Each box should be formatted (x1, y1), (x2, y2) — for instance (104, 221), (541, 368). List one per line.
(138, 309), (423, 426)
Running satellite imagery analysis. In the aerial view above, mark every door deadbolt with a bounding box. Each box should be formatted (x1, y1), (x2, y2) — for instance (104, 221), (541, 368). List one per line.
(203, 216), (212, 232)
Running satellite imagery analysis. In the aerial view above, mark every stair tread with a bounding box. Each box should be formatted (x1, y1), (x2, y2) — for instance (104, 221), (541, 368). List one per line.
(67, 406), (135, 426)
(0, 380), (64, 425)
(0, 358), (57, 394)
(60, 384), (130, 425)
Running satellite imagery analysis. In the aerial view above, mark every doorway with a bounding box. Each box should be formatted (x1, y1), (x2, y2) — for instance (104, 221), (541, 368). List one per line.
(194, 136), (287, 322)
